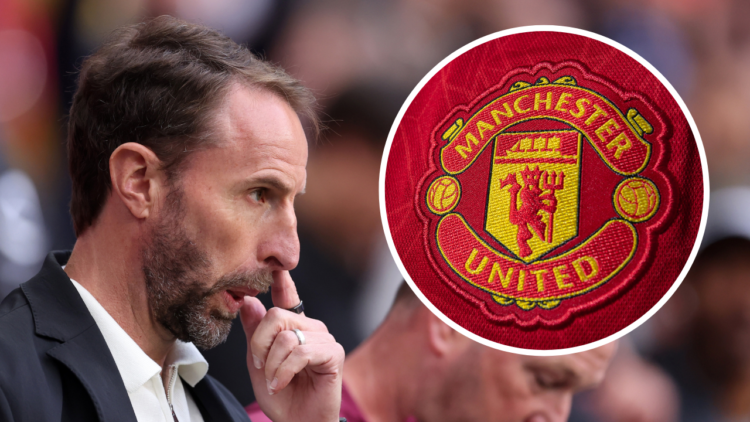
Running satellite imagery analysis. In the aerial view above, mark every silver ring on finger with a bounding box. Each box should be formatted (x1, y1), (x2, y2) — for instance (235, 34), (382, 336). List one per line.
(292, 328), (306, 346)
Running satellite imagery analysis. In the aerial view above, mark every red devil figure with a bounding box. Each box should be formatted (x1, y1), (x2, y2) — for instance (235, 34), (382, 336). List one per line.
(501, 166), (565, 258)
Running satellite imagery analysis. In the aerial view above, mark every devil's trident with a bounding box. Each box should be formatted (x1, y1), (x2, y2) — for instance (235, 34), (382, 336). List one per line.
(542, 171), (565, 243)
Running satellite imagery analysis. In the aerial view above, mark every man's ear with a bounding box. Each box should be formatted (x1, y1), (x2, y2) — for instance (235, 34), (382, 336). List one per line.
(425, 308), (470, 357)
(109, 143), (164, 220)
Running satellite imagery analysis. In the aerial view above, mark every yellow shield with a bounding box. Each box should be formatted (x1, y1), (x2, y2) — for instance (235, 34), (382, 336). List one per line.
(485, 130), (582, 262)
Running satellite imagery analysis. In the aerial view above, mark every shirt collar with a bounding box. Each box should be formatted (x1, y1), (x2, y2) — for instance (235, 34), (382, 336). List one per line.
(168, 339), (209, 387)
(69, 279), (209, 393)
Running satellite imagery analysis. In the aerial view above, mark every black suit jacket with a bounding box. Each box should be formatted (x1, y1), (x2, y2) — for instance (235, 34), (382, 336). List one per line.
(0, 251), (251, 422)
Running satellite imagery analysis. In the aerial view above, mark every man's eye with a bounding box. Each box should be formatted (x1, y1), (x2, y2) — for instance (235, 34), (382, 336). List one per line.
(534, 371), (569, 390)
(249, 189), (266, 203)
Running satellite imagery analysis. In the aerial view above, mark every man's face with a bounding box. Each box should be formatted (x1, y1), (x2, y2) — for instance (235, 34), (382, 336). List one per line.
(142, 85), (308, 349)
(424, 343), (615, 422)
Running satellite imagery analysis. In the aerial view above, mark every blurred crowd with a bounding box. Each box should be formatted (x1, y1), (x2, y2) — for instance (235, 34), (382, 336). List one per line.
(2, 0), (750, 421)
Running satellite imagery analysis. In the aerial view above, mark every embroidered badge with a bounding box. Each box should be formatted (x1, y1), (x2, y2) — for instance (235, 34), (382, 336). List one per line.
(382, 28), (707, 351)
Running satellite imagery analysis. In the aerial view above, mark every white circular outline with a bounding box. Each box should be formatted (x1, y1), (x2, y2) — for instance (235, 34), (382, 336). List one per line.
(378, 25), (710, 356)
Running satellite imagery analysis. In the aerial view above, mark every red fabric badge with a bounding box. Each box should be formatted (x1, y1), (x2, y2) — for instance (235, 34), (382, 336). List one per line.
(382, 28), (707, 352)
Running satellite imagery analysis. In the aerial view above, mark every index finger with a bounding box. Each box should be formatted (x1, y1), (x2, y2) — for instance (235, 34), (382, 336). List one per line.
(271, 270), (301, 310)
(249, 307), (328, 370)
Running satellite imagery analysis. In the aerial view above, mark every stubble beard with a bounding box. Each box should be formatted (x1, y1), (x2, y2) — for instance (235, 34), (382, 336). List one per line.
(141, 186), (273, 349)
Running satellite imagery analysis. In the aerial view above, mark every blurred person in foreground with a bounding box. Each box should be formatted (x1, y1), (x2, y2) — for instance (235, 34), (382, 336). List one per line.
(649, 187), (750, 422)
(248, 282), (617, 422)
(0, 16), (345, 422)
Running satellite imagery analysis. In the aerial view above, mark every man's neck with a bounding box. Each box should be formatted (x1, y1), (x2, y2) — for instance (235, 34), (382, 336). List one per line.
(343, 327), (420, 422)
(64, 216), (175, 367)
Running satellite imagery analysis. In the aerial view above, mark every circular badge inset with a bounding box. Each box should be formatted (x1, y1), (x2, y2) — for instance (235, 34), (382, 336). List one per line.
(380, 27), (708, 354)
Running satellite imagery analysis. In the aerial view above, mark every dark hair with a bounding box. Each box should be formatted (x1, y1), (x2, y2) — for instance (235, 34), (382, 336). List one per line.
(691, 236), (750, 277)
(68, 15), (317, 235)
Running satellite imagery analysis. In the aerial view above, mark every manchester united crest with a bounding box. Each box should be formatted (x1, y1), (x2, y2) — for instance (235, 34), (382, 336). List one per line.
(418, 62), (674, 325)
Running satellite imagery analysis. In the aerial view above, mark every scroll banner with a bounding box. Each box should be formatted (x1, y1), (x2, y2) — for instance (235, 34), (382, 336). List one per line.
(441, 81), (651, 175)
(436, 213), (637, 309)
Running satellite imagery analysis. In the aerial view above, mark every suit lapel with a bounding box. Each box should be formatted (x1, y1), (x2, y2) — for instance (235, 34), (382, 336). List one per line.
(47, 327), (138, 422)
(187, 377), (251, 422)
(22, 251), (137, 422)
(23, 252), (250, 422)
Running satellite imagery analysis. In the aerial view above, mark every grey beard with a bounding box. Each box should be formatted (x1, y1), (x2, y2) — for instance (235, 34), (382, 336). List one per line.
(142, 187), (273, 349)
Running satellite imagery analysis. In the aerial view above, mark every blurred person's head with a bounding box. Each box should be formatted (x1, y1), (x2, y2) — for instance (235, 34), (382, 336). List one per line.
(686, 236), (750, 377)
(344, 282), (617, 422)
(271, 4), (362, 99)
(65, 16), (314, 349)
(653, 188), (750, 393)
(295, 83), (404, 272)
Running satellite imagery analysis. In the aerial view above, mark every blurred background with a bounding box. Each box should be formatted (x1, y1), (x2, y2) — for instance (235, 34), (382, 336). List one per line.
(1, 0), (749, 421)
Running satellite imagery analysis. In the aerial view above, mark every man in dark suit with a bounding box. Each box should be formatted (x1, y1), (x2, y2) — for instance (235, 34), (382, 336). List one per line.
(0, 16), (344, 422)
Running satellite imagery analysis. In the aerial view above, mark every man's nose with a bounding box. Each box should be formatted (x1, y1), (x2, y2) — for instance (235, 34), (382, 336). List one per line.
(258, 203), (300, 270)
(526, 394), (572, 422)
(546, 394), (572, 422)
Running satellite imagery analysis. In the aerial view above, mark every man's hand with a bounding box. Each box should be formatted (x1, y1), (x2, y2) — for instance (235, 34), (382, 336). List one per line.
(240, 271), (344, 422)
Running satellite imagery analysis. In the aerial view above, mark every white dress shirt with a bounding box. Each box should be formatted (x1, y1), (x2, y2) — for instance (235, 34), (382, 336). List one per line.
(70, 279), (208, 422)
